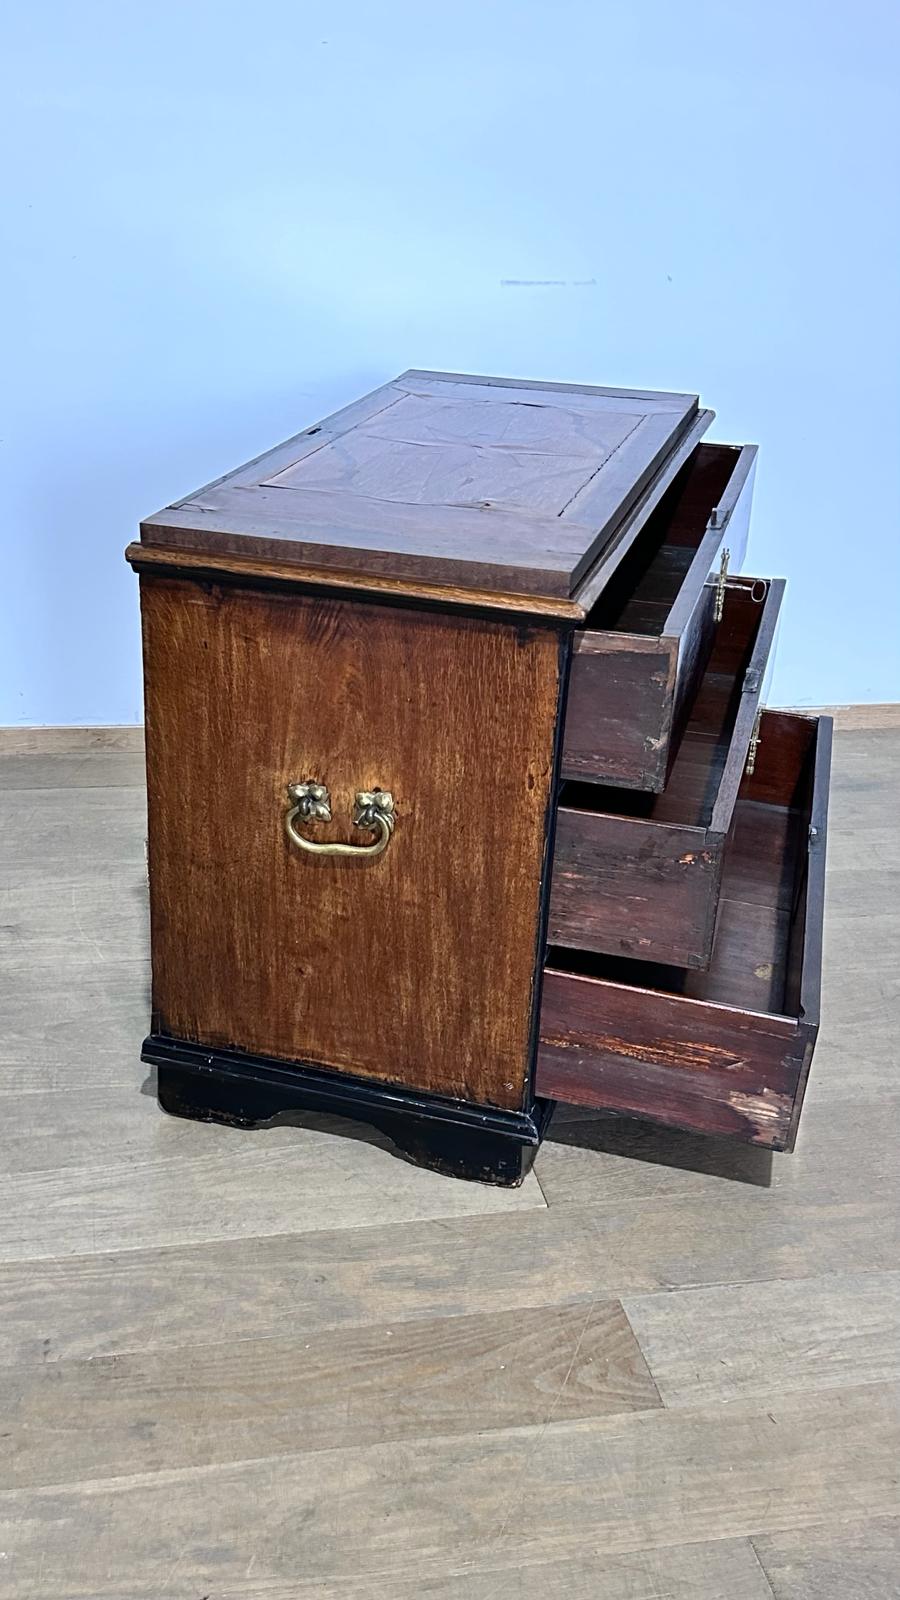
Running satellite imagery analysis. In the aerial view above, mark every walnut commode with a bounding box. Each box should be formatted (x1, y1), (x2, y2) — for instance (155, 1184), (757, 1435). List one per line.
(127, 371), (829, 1184)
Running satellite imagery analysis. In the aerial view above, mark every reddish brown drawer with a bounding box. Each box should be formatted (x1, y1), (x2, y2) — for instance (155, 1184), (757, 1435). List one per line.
(549, 577), (782, 968)
(562, 442), (757, 791)
(538, 711), (831, 1151)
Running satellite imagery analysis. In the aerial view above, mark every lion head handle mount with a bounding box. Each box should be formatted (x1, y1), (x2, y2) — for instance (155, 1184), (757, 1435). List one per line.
(285, 780), (396, 859)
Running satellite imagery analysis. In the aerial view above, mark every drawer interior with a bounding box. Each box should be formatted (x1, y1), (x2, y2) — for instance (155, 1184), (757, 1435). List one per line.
(560, 584), (770, 832)
(583, 443), (743, 635)
(548, 711), (821, 1022)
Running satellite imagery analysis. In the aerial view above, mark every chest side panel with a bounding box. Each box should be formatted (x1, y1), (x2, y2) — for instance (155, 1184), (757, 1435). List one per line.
(141, 578), (562, 1110)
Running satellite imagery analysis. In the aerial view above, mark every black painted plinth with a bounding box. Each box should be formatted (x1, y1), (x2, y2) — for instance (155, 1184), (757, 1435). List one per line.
(143, 1035), (554, 1186)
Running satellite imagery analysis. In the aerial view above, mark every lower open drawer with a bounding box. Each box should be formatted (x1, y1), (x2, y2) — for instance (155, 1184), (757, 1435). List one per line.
(537, 711), (831, 1149)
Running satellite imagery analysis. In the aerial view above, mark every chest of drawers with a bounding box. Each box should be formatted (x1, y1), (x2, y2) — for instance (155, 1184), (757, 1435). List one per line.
(126, 370), (830, 1184)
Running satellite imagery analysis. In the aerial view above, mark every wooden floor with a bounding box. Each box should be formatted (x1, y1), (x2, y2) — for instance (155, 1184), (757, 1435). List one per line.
(0, 728), (898, 1598)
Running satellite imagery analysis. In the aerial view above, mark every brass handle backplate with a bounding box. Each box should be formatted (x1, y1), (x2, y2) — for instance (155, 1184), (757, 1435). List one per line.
(285, 780), (396, 859)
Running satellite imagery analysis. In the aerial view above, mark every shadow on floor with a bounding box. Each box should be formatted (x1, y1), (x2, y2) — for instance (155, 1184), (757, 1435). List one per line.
(141, 1064), (389, 1135)
(545, 1105), (774, 1187)
(142, 1067), (773, 1189)
(140, 1065), (435, 1161)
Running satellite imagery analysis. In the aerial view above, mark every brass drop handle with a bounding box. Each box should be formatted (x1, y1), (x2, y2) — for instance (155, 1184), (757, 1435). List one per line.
(285, 780), (396, 858)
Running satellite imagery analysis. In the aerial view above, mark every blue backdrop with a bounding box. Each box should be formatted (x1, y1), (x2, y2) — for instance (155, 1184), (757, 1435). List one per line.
(2, 0), (898, 723)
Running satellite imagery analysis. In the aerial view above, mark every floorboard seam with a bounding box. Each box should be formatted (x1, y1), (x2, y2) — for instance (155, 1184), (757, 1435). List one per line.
(531, 1163), (551, 1206)
(747, 1533), (781, 1597)
(616, 1300), (666, 1408)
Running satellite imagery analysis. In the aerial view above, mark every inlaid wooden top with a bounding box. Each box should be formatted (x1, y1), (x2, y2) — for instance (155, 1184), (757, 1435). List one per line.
(137, 370), (704, 607)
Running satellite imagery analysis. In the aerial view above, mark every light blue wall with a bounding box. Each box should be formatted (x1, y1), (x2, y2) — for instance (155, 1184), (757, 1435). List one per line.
(2, 0), (898, 724)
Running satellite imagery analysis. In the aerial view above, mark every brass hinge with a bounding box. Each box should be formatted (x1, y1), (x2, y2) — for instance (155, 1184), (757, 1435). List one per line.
(714, 547), (730, 623)
(745, 709), (763, 776)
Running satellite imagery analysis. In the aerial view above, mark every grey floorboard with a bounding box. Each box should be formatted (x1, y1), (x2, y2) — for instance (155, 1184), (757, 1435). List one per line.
(0, 1384), (896, 1595)
(0, 751), (146, 789)
(753, 1515), (900, 1599)
(0, 1301), (660, 1489)
(0, 1183), (897, 1369)
(0, 730), (897, 1595)
(623, 1271), (900, 1404)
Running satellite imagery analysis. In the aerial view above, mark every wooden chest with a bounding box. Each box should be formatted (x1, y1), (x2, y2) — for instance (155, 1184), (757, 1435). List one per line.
(127, 370), (830, 1183)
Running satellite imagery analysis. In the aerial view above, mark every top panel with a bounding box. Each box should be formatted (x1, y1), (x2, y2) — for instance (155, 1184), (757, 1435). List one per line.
(139, 370), (703, 607)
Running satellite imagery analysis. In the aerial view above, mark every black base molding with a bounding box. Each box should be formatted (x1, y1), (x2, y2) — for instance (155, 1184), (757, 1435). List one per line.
(143, 1035), (554, 1187)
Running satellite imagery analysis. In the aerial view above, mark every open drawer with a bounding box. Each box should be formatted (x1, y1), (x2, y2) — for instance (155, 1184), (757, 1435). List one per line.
(538, 711), (832, 1150)
(550, 578), (783, 968)
(563, 442), (757, 791)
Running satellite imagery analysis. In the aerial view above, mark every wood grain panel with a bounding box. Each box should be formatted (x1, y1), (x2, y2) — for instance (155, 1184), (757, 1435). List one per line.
(0, 961), (148, 1094)
(141, 578), (561, 1109)
(754, 1516), (900, 1600)
(538, 965), (802, 1146)
(551, 585), (784, 968)
(242, 1541), (777, 1600)
(353, 386), (645, 455)
(0, 730), (892, 1599)
(0, 726), (145, 755)
(0, 1115), (544, 1266)
(0, 750), (146, 788)
(266, 434), (612, 515)
(139, 370), (700, 604)
(549, 805), (719, 966)
(142, 485), (596, 599)
(3, 1136), (899, 1369)
(0, 1302), (660, 1489)
(562, 443), (758, 789)
(1, 1384), (896, 1593)
(539, 711), (830, 1148)
(402, 370), (699, 407)
(125, 540), (585, 621)
(0, 874), (148, 970)
(624, 1271), (900, 1405)
(562, 638), (675, 788)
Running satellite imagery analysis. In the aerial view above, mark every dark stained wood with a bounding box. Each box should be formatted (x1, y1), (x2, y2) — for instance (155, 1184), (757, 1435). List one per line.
(562, 634), (677, 790)
(137, 370), (703, 606)
(537, 712), (832, 1150)
(123, 370), (833, 1179)
(150, 1047), (553, 1188)
(571, 409), (715, 612)
(785, 715), (832, 1146)
(142, 490), (596, 602)
(549, 582), (783, 968)
(549, 803), (720, 970)
(140, 576), (562, 1111)
(124, 542), (585, 621)
(562, 442), (757, 789)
